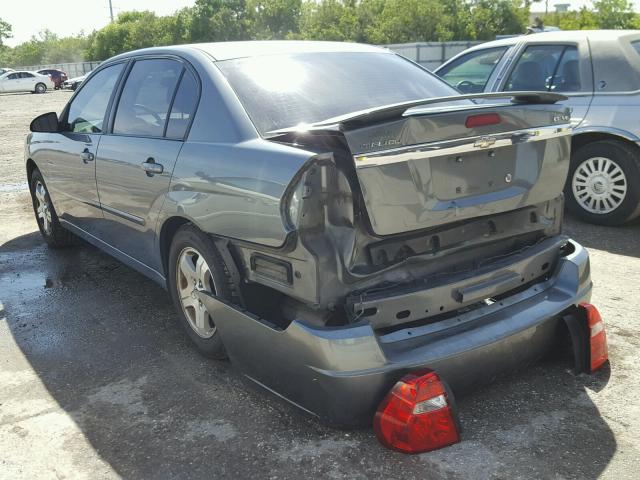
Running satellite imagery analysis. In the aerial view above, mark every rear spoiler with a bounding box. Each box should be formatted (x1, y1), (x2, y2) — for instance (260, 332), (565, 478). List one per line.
(266, 91), (568, 136)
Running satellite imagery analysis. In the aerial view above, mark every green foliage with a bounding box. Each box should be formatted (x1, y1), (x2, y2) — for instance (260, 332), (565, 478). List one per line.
(2, 0), (640, 67)
(0, 30), (88, 66)
(0, 17), (12, 46)
(297, 0), (360, 41)
(593, 0), (635, 29)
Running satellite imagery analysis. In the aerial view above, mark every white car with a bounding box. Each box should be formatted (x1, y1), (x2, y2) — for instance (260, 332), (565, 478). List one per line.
(0, 70), (54, 94)
(0, 67), (14, 75)
(62, 73), (88, 91)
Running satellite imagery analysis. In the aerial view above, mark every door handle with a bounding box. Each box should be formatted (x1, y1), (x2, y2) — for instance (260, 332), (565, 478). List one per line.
(141, 158), (163, 176)
(80, 148), (94, 164)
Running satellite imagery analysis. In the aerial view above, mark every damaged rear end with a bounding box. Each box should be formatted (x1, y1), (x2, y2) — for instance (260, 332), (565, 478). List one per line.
(202, 52), (598, 430)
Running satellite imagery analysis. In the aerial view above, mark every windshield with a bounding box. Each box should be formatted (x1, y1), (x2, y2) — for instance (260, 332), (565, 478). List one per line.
(216, 52), (458, 135)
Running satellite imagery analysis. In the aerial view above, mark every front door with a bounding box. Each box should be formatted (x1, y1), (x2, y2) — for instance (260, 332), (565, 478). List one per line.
(95, 58), (195, 271)
(1, 73), (21, 92)
(43, 63), (125, 233)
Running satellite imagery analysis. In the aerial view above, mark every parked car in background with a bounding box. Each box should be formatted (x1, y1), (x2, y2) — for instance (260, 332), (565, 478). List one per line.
(25, 41), (606, 453)
(37, 69), (68, 89)
(0, 67), (15, 75)
(435, 30), (640, 226)
(62, 73), (88, 91)
(0, 70), (54, 94)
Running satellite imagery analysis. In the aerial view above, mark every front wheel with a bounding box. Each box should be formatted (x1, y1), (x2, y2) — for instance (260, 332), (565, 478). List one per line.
(29, 168), (76, 247)
(167, 225), (238, 359)
(34, 83), (47, 94)
(565, 140), (640, 225)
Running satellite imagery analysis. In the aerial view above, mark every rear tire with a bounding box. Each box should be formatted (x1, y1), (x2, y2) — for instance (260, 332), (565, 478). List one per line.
(167, 224), (238, 359)
(29, 168), (76, 248)
(565, 140), (640, 225)
(34, 83), (46, 94)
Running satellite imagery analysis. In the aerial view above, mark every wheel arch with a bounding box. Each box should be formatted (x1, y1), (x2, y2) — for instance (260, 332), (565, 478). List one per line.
(158, 215), (192, 279)
(26, 158), (38, 188)
(571, 129), (640, 154)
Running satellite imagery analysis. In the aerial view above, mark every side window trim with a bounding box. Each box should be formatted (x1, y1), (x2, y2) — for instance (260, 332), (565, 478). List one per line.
(162, 68), (186, 138)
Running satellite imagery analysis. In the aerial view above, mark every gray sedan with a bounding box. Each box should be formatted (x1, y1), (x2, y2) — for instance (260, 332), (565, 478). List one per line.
(436, 30), (640, 225)
(25, 41), (604, 451)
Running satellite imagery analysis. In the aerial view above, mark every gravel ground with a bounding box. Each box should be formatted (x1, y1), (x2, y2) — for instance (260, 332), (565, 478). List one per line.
(0, 91), (639, 479)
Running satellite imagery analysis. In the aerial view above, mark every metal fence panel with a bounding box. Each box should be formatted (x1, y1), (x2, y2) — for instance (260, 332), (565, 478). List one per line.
(15, 61), (102, 78)
(385, 41), (483, 70)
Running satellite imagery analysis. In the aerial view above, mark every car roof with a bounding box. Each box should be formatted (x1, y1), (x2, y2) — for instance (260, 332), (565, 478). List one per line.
(463, 29), (640, 51)
(113, 40), (389, 62)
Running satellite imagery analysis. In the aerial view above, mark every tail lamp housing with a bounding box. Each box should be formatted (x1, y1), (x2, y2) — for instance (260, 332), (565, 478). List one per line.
(374, 371), (460, 453)
(580, 303), (608, 372)
(465, 112), (501, 128)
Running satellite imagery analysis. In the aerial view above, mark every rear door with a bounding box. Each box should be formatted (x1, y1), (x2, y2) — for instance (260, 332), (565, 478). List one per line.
(41, 62), (126, 233)
(499, 41), (593, 127)
(95, 57), (199, 271)
(20, 72), (36, 91)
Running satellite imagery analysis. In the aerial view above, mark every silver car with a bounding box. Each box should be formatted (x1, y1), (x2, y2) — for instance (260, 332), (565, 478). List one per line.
(436, 30), (640, 225)
(25, 41), (605, 450)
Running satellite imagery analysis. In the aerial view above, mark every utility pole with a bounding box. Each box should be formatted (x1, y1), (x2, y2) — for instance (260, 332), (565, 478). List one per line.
(108, 0), (114, 22)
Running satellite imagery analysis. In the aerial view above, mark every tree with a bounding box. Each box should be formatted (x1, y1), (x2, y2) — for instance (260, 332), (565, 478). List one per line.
(296, 0), (360, 41)
(363, 0), (454, 44)
(247, 0), (301, 39)
(467, 1), (528, 41)
(189, 0), (249, 42)
(593, 0), (635, 29)
(0, 17), (11, 47)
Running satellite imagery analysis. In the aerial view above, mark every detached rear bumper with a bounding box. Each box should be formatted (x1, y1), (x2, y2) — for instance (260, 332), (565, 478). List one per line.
(198, 238), (591, 428)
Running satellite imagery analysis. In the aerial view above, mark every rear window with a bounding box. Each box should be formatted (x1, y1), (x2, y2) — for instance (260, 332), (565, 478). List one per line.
(216, 52), (458, 135)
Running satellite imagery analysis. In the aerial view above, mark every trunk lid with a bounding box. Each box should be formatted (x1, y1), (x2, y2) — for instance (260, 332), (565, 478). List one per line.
(341, 102), (571, 236)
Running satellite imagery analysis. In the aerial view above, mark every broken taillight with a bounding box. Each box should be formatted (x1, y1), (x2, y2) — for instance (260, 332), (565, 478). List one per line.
(374, 371), (460, 453)
(580, 303), (609, 372)
(465, 113), (501, 128)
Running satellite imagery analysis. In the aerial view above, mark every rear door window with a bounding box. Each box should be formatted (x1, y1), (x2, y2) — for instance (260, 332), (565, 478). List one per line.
(165, 70), (199, 139)
(438, 47), (508, 93)
(504, 45), (582, 92)
(66, 63), (124, 133)
(113, 59), (183, 137)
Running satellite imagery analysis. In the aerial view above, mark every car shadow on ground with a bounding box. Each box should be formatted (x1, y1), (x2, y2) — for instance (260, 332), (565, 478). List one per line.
(564, 213), (640, 258)
(0, 228), (618, 479)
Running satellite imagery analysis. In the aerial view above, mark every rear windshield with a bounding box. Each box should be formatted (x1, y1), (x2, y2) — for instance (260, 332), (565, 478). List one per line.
(216, 52), (458, 135)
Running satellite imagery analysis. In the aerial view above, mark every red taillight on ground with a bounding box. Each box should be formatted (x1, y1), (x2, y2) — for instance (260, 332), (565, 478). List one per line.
(465, 113), (501, 128)
(373, 371), (460, 453)
(580, 303), (609, 372)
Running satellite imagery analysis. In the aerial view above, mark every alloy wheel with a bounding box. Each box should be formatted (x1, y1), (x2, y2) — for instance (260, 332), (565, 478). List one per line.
(34, 181), (52, 235)
(571, 156), (628, 214)
(176, 247), (217, 338)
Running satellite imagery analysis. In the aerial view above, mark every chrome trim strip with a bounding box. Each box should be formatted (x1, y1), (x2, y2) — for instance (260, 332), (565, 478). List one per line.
(101, 203), (146, 226)
(353, 124), (571, 168)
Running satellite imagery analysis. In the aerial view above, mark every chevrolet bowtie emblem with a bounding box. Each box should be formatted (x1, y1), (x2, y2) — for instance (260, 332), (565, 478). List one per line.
(474, 136), (497, 149)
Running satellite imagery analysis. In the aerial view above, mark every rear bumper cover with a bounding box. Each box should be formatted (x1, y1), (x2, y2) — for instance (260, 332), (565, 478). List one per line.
(198, 238), (591, 428)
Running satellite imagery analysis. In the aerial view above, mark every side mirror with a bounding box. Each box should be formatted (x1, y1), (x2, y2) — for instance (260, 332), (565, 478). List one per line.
(30, 112), (60, 133)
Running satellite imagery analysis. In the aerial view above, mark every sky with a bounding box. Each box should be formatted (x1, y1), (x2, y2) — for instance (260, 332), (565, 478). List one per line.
(2, 0), (196, 46)
(2, 0), (640, 47)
